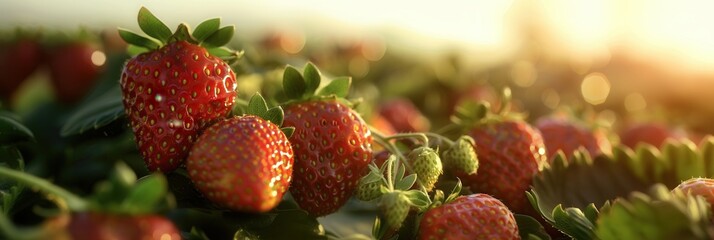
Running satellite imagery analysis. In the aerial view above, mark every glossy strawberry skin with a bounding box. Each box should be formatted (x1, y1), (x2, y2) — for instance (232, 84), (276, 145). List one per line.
(619, 123), (682, 149)
(457, 121), (547, 214)
(120, 40), (237, 173)
(48, 42), (103, 104)
(187, 116), (294, 212)
(536, 118), (611, 160)
(283, 100), (373, 216)
(0, 39), (44, 101)
(418, 194), (520, 240)
(67, 212), (181, 240)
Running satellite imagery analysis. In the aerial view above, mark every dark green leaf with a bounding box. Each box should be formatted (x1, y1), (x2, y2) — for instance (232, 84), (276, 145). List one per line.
(282, 66), (307, 99)
(0, 112), (34, 145)
(317, 77), (351, 98)
(121, 174), (168, 214)
(137, 7), (172, 42)
(515, 214), (551, 240)
(0, 147), (24, 214)
(264, 108), (284, 127)
(118, 28), (161, 50)
(247, 93), (269, 117)
(303, 63), (321, 96)
(192, 18), (220, 42)
(445, 179), (462, 203)
(61, 87), (125, 136)
(395, 174), (416, 191)
(202, 26), (234, 48)
(281, 127), (295, 138)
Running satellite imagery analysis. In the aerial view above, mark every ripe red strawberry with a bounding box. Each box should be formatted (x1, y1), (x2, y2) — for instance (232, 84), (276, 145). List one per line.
(378, 99), (430, 133)
(187, 112), (294, 212)
(674, 178), (714, 212)
(0, 37), (44, 102)
(418, 194), (520, 240)
(47, 41), (103, 104)
(619, 122), (684, 149)
(279, 63), (373, 216)
(284, 100), (373, 216)
(536, 117), (611, 160)
(66, 212), (181, 240)
(119, 8), (240, 172)
(457, 121), (547, 213)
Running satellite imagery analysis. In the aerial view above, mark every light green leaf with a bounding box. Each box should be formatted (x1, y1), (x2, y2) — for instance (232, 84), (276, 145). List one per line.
(193, 18), (220, 42)
(282, 66), (306, 99)
(317, 77), (351, 98)
(118, 28), (160, 50)
(137, 7), (172, 42)
(303, 63), (321, 96)
(247, 93), (269, 117)
(121, 174), (167, 214)
(202, 26), (234, 48)
(395, 174), (416, 191)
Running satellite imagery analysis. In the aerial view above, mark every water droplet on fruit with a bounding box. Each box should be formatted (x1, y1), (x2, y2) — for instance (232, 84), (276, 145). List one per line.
(155, 94), (164, 102)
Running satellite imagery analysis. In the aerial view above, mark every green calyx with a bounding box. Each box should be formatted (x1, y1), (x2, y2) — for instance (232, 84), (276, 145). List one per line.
(118, 7), (242, 63)
(379, 191), (411, 230)
(280, 62), (354, 105)
(245, 93), (294, 137)
(447, 87), (523, 133)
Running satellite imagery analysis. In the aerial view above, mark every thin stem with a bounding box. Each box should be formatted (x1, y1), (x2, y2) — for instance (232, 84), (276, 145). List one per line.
(373, 132), (430, 193)
(0, 167), (89, 211)
(0, 211), (54, 240)
(423, 132), (455, 146)
(381, 133), (429, 148)
(385, 156), (394, 191)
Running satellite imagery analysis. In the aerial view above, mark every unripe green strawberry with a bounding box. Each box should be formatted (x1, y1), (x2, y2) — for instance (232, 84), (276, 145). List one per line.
(355, 172), (385, 201)
(407, 147), (442, 192)
(442, 135), (478, 175)
(379, 191), (411, 230)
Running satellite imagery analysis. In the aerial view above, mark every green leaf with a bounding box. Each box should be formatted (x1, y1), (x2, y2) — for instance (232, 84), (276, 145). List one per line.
(445, 179), (462, 203)
(264, 108), (284, 127)
(247, 93), (269, 117)
(595, 185), (714, 240)
(0, 147), (24, 214)
(192, 18), (220, 42)
(207, 47), (238, 59)
(403, 190), (430, 211)
(515, 214), (551, 240)
(303, 63), (321, 96)
(395, 174), (416, 191)
(61, 87), (125, 136)
(118, 28), (160, 50)
(282, 66), (307, 99)
(202, 26), (234, 48)
(137, 7), (172, 43)
(0, 112), (34, 146)
(121, 174), (168, 214)
(317, 77), (351, 98)
(127, 45), (150, 56)
(281, 127), (295, 138)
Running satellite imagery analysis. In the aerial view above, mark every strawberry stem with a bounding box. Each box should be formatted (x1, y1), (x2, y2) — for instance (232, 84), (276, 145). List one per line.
(380, 133), (430, 148)
(423, 132), (455, 146)
(0, 167), (89, 211)
(372, 134), (430, 193)
(0, 212), (54, 240)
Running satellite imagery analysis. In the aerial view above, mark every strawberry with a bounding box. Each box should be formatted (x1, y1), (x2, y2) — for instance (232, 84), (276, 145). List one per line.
(378, 98), (430, 133)
(450, 90), (547, 214)
(66, 212), (181, 240)
(47, 41), (103, 104)
(187, 95), (294, 212)
(418, 194), (520, 240)
(280, 63), (373, 216)
(442, 135), (478, 175)
(118, 8), (241, 172)
(619, 122), (684, 149)
(674, 178), (714, 213)
(379, 191), (411, 229)
(0, 37), (44, 102)
(406, 147), (442, 192)
(535, 117), (611, 160)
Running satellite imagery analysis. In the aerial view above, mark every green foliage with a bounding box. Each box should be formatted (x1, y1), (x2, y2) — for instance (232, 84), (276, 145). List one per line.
(515, 214), (551, 240)
(595, 185), (714, 240)
(60, 87), (125, 136)
(137, 7), (172, 42)
(0, 112), (34, 145)
(192, 18), (220, 42)
(529, 137), (714, 239)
